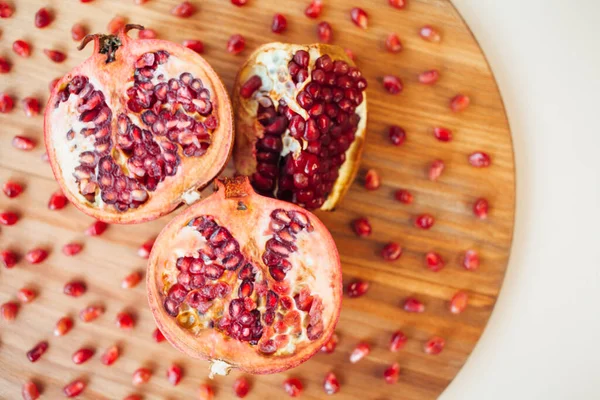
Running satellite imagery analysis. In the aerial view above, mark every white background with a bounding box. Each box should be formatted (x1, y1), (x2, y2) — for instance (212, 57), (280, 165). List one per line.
(441, 0), (600, 398)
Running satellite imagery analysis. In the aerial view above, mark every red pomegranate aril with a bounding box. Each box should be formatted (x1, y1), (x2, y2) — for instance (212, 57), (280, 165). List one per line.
(418, 69), (440, 84)
(22, 98), (40, 117)
(72, 348), (95, 364)
(172, 1), (195, 17)
(433, 127), (452, 142)
(350, 7), (368, 29)
(123, 396), (143, 400)
(0, 57), (11, 74)
(394, 189), (413, 204)
(383, 75), (403, 94)
(100, 345), (119, 365)
(183, 39), (204, 54)
(133, 368), (152, 385)
(271, 14), (287, 34)
(233, 377), (250, 398)
(152, 327), (166, 342)
(1, 301), (19, 321)
(22, 381), (40, 400)
(283, 378), (303, 397)
(390, 330), (408, 351)
(48, 191), (68, 210)
(13, 136), (36, 151)
(138, 28), (158, 39)
(64, 280), (87, 297)
(227, 34), (246, 55)
(389, 0), (406, 8)
(79, 305), (104, 322)
(323, 372), (340, 394)
(415, 214), (435, 229)
(384, 362), (400, 384)
(44, 49), (67, 63)
(25, 248), (48, 264)
(0, 93), (14, 113)
(137, 238), (155, 258)
(382, 242), (402, 261)
(403, 297), (425, 313)
(349, 341), (370, 363)
(232, 0), (248, 5)
(71, 23), (87, 41)
(62, 243), (83, 256)
(3, 181), (23, 198)
(305, 0), (322, 18)
(27, 341), (48, 362)
(450, 291), (468, 314)
(473, 198), (489, 219)
(469, 151), (491, 167)
(0, 211), (18, 226)
(317, 21), (332, 43)
(420, 25), (441, 42)
(198, 383), (215, 400)
(364, 169), (380, 190)
(425, 251), (444, 272)
(240, 75), (262, 99)
(352, 217), (371, 237)
(13, 40), (32, 58)
(167, 364), (183, 386)
(1, 250), (18, 268)
(122, 271), (143, 288)
(389, 125), (406, 146)
(424, 336), (445, 354)
(385, 33), (403, 53)
(18, 288), (37, 303)
(429, 159), (445, 181)
(85, 220), (109, 236)
(107, 16), (126, 34)
(0, 1), (14, 18)
(63, 379), (86, 398)
(320, 332), (338, 353)
(450, 94), (470, 112)
(116, 311), (135, 330)
(35, 8), (52, 28)
(463, 250), (480, 271)
(54, 316), (74, 336)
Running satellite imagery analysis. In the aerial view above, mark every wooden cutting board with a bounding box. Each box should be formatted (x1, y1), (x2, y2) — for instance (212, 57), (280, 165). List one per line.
(0, 0), (515, 399)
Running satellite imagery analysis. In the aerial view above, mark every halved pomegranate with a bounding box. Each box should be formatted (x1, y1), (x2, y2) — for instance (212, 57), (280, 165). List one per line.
(44, 24), (233, 224)
(233, 43), (368, 210)
(147, 176), (342, 375)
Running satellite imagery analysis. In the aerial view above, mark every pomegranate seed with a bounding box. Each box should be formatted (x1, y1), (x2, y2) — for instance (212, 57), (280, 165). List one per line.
(383, 75), (403, 94)
(450, 291), (468, 314)
(63, 379), (86, 398)
(79, 305), (104, 322)
(183, 39), (204, 54)
(48, 191), (68, 210)
(320, 332), (338, 353)
(72, 347), (95, 364)
(198, 383), (215, 400)
(425, 252), (445, 272)
(473, 198), (489, 219)
(385, 33), (403, 53)
(403, 297), (425, 313)
(64, 280), (87, 297)
(62, 242), (83, 256)
(389, 0), (406, 8)
(283, 378), (303, 397)
(13, 40), (31, 58)
(1, 250), (18, 268)
(463, 250), (480, 271)
(54, 316), (74, 336)
(107, 16), (126, 34)
(133, 368), (152, 385)
(152, 327), (166, 342)
(429, 159), (445, 181)
(22, 380), (40, 400)
(71, 23), (87, 41)
(232, 0), (248, 5)
(345, 48), (355, 60)
(0, 56), (12, 74)
(1, 301), (19, 321)
(350, 7), (368, 29)
(44, 49), (66, 63)
(383, 362), (400, 384)
(123, 396), (143, 400)
(134, 0), (149, 4)
(382, 242), (402, 261)
(323, 372), (340, 394)
(418, 69), (440, 84)
(469, 151), (491, 167)
(85, 220), (108, 236)
(22, 98), (40, 117)
(390, 330), (408, 351)
(34, 8), (52, 28)
(138, 238), (155, 258)
(0, 93), (14, 113)
(116, 311), (135, 330)
(233, 377), (250, 398)
(394, 189), (413, 204)
(364, 169), (381, 190)
(419, 25), (441, 42)
(80, 0), (95, 2)
(304, 0), (322, 18)
(138, 28), (157, 39)
(3, 180), (23, 197)
(388, 125), (406, 146)
(100, 345), (119, 365)
(0, 211), (19, 226)
(0, 1), (14, 18)
(450, 94), (470, 112)
(167, 363), (183, 386)
(227, 34), (246, 55)
(424, 336), (445, 354)
(122, 271), (143, 289)
(172, 1), (195, 18)
(317, 21), (332, 43)
(17, 287), (37, 303)
(349, 342), (370, 363)
(433, 127), (452, 142)
(25, 248), (48, 264)
(352, 217), (371, 237)
(49, 78), (60, 92)
(415, 214), (435, 229)
(271, 13), (287, 34)
(27, 341), (48, 362)
(346, 280), (369, 298)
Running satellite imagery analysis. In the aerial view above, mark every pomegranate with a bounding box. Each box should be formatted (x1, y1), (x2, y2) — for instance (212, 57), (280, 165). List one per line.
(233, 43), (368, 210)
(44, 24), (233, 224)
(147, 177), (343, 375)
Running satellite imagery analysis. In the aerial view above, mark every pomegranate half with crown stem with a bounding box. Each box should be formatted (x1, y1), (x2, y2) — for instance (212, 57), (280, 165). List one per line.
(147, 176), (342, 375)
(44, 24), (233, 223)
(233, 43), (368, 210)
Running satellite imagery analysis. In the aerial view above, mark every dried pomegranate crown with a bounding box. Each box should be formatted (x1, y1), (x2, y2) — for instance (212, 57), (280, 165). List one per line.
(44, 24), (233, 224)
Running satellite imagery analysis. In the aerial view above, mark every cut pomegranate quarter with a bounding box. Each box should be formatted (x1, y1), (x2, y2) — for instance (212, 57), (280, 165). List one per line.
(44, 24), (233, 224)
(147, 177), (343, 375)
(233, 43), (368, 210)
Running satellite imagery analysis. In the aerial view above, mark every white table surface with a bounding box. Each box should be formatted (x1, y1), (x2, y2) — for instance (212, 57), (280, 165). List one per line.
(440, 0), (600, 398)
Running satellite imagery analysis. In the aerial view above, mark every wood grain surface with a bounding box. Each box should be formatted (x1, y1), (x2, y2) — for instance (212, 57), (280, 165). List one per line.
(0, 0), (515, 399)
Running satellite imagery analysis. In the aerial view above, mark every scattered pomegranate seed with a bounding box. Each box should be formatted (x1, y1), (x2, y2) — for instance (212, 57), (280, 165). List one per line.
(198, 383), (215, 400)
(123, 395), (143, 400)
(79, 305), (104, 322)
(364, 169), (381, 190)
(429, 159), (445, 181)
(317, 21), (333, 43)
(116, 311), (135, 330)
(13, 40), (31, 58)
(233, 377), (250, 398)
(22, 380), (40, 400)
(352, 217), (371, 237)
(135, 28), (156, 39)
(100, 345), (119, 365)
(382, 242), (402, 261)
(85, 220), (109, 236)
(54, 316), (74, 336)
(433, 127), (452, 142)
(385, 33), (403, 53)
(403, 297), (425, 313)
(227, 34), (246, 55)
(49, 78), (60, 92)
(0, 56), (12, 74)
(72, 347), (95, 364)
(1, 301), (19, 321)
(425, 252), (445, 272)
(0, 93), (14, 113)
(152, 327), (166, 342)
(388, 125), (406, 146)
(473, 198), (489, 219)
(63, 379), (86, 398)
(134, 0), (149, 4)
(25, 248), (48, 264)
(383, 75), (403, 94)
(418, 69), (440, 84)
(64, 280), (87, 297)
(71, 23), (87, 41)
(394, 189), (413, 204)
(424, 336), (445, 354)
(419, 25), (441, 42)
(1, 250), (18, 268)
(384, 362), (400, 384)
(415, 214), (435, 229)
(320, 332), (338, 353)
(304, 0), (322, 18)
(231, 0), (248, 5)
(137, 238), (155, 258)
(349, 342), (371, 363)
(17, 288), (37, 303)
(133, 368), (152, 385)
(463, 250), (480, 271)
(283, 377), (303, 397)
(22, 98), (40, 117)
(27, 341), (48, 362)
(122, 271), (143, 289)
(34, 8), (52, 28)
(80, 0), (95, 2)
(0, 1), (14, 18)
(183, 39), (204, 54)
(450, 291), (468, 314)
(48, 191), (68, 210)
(107, 16), (127, 34)
(172, 1), (195, 18)
(345, 48), (355, 60)
(469, 151), (491, 167)
(389, 0), (406, 8)
(167, 363), (183, 386)
(271, 13), (287, 34)
(346, 280), (369, 298)
(350, 7), (368, 29)
(323, 372), (340, 394)
(3, 180), (23, 197)
(450, 94), (470, 112)
(62, 242), (83, 256)
(0, 211), (19, 226)
(44, 49), (67, 63)
(390, 330), (408, 351)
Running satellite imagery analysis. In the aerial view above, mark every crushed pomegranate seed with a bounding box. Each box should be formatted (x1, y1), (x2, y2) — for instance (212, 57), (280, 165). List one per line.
(352, 217), (372, 236)
(63, 379), (86, 398)
(27, 341), (48, 362)
(71, 23), (87, 41)
(403, 297), (425, 313)
(100, 345), (119, 365)
(383, 75), (403, 94)
(62, 243), (83, 256)
(0, 211), (19, 226)
(138, 238), (155, 258)
(48, 190), (68, 210)
(323, 372), (340, 394)
(133, 368), (152, 385)
(349, 342), (370, 363)
(433, 127), (452, 142)
(450, 94), (470, 112)
(450, 291), (468, 314)
(271, 13), (287, 34)
(85, 220), (109, 236)
(394, 189), (413, 204)
(463, 250), (480, 271)
(415, 214), (435, 229)
(425, 252), (445, 272)
(283, 377), (303, 397)
(122, 271), (143, 288)
(389, 125), (406, 146)
(22, 380), (40, 400)
(317, 21), (333, 43)
(0, 57), (11, 73)
(363, 169), (381, 190)
(107, 16), (126, 34)
(418, 69), (440, 84)
(389, 0), (406, 8)
(22, 98), (40, 117)
(320, 332), (338, 353)
(116, 311), (135, 330)
(384, 362), (400, 384)
(233, 377), (250, 398)
(13, 40), (31, 57)
(346, 280), (369, 298)
(419, 25), (441, 42)
(304, 0), (322, 18)
(231, 0), (248, 5)
(79, 305), (104, 322)
(227, 34), (246, 55)
(172, 1), (196, 17)
(54, 316), (74, 336)
(25, 248), (48, 264)
(382, 242), (402, 261)
(138, 28), (158, 39)
(72, 347), (95, 364)
(167, 363), (183, 386)
(424, 336), (445, 354)
(152, 327), (166, 342)
(34, 8), (52, 28)
(183, 39), (204, 54)
(385, 33), (403, 53)
(198, 383), (215, 400)
(64, 280), (87, 297)
(0, 93), (14, 113)
(390, 330), (408, 351)
(17, 288), (37, 303)
(473, 198), (489, 219)
(469, 151), (491, 167)
(1, 301), (19, 321)
(1, 250), (18, 268)
(0, 1), (14, 18)
(44, 49), (67, 63)
(429, 159), (445, 181)
(350, 7), (368, 29)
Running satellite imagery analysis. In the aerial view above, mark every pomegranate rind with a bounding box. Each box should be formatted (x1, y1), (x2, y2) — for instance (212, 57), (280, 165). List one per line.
(232, 42), (367, 211)
(146, 177), (342, 374)
(44, 28), (234, 224)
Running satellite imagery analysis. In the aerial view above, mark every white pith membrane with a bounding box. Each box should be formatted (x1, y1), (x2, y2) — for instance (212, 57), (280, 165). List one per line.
(234, 43), (367, 211)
